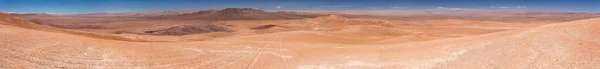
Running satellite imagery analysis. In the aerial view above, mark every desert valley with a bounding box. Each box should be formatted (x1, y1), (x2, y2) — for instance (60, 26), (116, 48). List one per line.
(2, 2), (600, 69)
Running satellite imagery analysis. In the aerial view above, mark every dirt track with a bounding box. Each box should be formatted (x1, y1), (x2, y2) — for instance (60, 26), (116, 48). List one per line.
(1, 12), (600, 69)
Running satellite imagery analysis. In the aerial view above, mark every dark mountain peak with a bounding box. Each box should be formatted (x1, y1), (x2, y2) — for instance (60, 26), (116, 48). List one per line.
(220, 8), (264, 12)
(155, 8), (315, 20)
(217, 8), (265, 15)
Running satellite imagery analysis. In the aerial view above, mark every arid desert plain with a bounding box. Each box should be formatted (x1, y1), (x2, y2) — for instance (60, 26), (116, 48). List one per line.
(1, 7), (600, 69)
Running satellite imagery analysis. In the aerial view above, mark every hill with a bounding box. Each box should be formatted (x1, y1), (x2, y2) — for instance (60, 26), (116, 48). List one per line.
(154, 8), (316, 20)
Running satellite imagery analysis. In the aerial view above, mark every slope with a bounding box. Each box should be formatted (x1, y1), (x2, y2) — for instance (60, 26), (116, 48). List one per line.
(1, 12), (600, 69)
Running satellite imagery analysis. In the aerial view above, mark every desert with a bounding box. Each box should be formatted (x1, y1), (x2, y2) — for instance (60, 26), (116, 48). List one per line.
(2, 0), (600, 69)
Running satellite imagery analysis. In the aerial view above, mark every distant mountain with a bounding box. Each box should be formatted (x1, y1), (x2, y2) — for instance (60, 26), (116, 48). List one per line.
(152, 8), (318, 20)
(68, 8), (318, 20)
(6, 12), (54, 16)
(67, 10), (201, 17)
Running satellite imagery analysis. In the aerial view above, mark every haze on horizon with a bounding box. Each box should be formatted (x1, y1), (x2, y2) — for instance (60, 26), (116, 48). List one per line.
(1, 0), (599, 14)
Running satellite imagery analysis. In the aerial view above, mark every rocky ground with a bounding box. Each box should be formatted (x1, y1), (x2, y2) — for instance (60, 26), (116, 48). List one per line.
(1, 9), (600, 69)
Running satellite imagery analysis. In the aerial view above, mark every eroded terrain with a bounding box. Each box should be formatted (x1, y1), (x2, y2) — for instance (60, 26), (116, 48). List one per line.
(1, 9), (600, 69)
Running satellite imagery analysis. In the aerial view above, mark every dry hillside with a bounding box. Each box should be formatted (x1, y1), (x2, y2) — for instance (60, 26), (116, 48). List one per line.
(1, 11), (600, 69)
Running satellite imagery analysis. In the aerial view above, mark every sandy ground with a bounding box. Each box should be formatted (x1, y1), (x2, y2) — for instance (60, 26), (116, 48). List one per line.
(1, 12), (600, 69)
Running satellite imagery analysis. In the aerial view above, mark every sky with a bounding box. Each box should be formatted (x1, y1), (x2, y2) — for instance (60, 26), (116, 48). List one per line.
(1, 0), (599, 14)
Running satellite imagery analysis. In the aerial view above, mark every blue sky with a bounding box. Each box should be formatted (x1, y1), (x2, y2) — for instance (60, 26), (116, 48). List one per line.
(1, 0), (599, 14)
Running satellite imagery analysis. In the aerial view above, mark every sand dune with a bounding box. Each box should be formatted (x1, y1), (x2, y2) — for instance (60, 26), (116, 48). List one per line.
(117, 23), (234, 36)
(1, 12), (600, 69)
